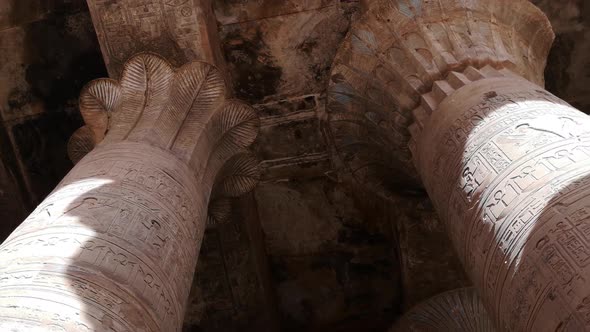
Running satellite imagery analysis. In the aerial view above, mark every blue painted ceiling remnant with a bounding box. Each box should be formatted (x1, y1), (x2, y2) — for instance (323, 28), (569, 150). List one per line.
(352, 29), (377, 55)
(398, 0), (423, 18)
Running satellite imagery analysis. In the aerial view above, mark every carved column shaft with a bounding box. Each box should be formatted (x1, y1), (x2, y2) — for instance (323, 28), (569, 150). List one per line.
(0, 143), (202, 331)
(325, 0), (590, 330)
(414, 69), (590, 331)
(0, 54), (259, 331)
(85, 2), (284, 328)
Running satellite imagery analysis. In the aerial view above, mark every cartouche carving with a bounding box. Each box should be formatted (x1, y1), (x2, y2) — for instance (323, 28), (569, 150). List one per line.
(1, 53), (259, 331)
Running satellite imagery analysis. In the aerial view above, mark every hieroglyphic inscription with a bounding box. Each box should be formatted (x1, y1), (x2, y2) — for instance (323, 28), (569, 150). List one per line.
(0, 143), (204, 331)
(391, 288), (494, 331)
(87, 0), (223, 77)
(0, 53), (259, 331)
(418, 77), (590, 330)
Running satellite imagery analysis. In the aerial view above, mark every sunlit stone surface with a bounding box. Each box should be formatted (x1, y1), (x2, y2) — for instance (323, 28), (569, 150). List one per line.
(326, 0), (590, 329)
(415, 69), (590, 331)
(0, 54), (259, 331)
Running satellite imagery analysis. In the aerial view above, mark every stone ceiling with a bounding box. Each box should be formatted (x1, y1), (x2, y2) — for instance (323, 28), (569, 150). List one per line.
(0, 0), (588, 331)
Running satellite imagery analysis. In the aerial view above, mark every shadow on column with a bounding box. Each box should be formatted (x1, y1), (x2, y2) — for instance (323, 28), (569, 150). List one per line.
(416, 75), (590, 331)
(391, 287), (495, 332)
(0, 53), (260, 332)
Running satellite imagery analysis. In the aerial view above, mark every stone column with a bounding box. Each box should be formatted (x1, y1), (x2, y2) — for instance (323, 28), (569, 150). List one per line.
(0, 53), (259, 331)
(413, 66), (590, 331)
(326, 0), (590, 330)
(85, 2), (284, 329)
(391, 288), (494, 332)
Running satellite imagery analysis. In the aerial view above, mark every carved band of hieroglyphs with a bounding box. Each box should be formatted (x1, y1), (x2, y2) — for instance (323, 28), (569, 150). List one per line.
(0, 232), (180, 325)
(418, 77), (590, 330)
(0, 266), (146, 331)
(87, 0), (214, 76)
(0, 142), (205, 331)
(0, 52), (259, 331)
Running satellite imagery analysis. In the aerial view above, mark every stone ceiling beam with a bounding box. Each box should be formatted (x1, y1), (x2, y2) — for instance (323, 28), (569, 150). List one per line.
(86, 0), (226, 79)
